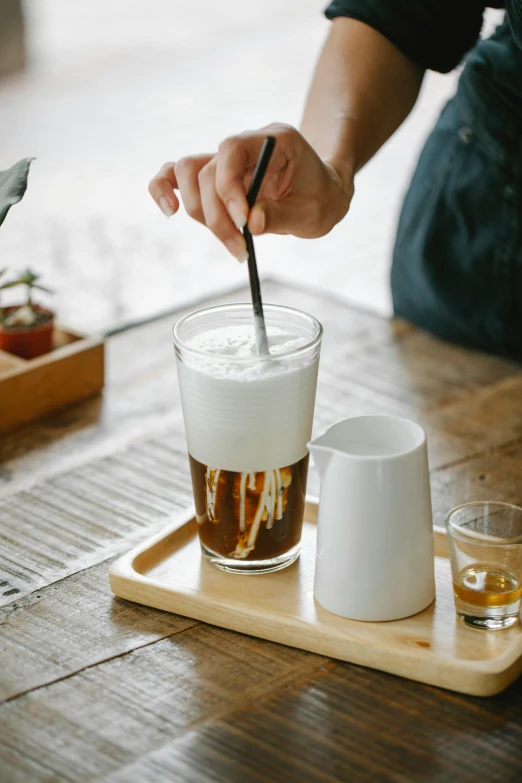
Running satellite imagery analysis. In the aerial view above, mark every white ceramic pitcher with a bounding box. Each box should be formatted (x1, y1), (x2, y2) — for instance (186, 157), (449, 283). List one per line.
(309, 415), (435, 621)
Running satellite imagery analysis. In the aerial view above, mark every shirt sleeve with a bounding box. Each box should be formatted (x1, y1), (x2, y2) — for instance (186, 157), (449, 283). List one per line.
(324, 0), (487, 73)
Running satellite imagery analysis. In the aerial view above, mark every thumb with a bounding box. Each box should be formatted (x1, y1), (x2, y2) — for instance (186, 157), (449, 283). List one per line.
(249, 197), (321, 238)
(248, 200), (298, 236)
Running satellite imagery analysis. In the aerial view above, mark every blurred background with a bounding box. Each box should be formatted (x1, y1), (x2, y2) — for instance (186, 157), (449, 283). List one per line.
(0, 1), (503, 333)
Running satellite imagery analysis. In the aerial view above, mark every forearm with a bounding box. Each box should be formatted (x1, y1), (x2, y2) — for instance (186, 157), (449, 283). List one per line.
(301, 17), (424, 185)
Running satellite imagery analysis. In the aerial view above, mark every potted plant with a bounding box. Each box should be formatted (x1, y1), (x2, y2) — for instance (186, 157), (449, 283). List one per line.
(0, 158), (55, 359)
(0, 268), (54, 358)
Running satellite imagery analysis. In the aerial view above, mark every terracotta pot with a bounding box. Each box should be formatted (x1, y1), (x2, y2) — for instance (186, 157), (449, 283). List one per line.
(0, 305), (55, 359)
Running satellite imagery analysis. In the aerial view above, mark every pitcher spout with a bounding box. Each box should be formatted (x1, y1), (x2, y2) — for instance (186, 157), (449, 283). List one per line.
(308, 441), (333, 482)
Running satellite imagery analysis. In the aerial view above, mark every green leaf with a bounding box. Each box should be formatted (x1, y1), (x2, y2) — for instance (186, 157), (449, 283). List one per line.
(0, 278), (23, 290)
(0, 269), (37, 289)
(0, 158), (35, 228)
(32, 283), (54, 294)
(19, 268), (39, 285)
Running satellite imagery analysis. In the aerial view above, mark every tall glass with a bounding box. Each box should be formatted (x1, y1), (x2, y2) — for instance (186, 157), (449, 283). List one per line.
(173, 303), (322, 574)
(446, 502), (522, 629)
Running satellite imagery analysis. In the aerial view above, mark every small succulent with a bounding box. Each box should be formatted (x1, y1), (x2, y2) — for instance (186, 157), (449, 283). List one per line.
(0, 268), (53, 327)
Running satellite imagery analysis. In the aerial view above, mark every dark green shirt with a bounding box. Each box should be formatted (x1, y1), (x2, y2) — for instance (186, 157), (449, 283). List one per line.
(325, 1), (522, 122)
(325, 2), (522, 359)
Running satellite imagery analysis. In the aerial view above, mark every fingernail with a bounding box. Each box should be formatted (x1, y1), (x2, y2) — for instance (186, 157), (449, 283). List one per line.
(225, 237), (249, 263)
(159, 196), (174, 217)
(228, 200), (248, 230)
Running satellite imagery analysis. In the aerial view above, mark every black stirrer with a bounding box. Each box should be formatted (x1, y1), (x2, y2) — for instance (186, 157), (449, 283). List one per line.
(243, 135), (276, 356)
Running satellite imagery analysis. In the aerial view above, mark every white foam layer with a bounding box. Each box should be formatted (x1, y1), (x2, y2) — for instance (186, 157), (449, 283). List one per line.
(183, 325), (309, 380)
(177, 325), (319, 472)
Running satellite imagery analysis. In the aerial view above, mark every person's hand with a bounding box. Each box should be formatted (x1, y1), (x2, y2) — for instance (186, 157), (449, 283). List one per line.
(148, 123), (353, 261)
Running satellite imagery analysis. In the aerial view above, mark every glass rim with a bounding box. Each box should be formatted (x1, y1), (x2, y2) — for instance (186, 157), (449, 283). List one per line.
(445, 500), (522, 545)
(172, 302), (323, 364)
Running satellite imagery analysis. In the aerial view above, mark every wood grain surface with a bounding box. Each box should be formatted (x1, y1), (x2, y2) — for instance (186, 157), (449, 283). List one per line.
(1, 281), (522, 782)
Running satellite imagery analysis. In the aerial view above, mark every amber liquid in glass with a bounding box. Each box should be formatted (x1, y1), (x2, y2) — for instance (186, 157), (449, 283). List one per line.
(453, 563), (522, 608)
(189, 453), (309, 561)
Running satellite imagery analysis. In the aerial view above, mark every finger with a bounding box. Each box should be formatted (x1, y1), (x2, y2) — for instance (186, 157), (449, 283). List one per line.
(215, 126), (289, 229)
(174, 155), (212, 224)
(148, 162), (180, 217)
(198, 161), (248, 262)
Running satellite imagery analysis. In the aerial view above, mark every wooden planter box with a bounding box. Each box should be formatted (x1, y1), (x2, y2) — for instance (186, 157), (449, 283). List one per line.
(0, 326), (104, 434)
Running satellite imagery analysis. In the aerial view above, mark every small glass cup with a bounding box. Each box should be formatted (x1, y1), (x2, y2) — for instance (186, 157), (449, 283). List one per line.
(445, 502), (522, 630)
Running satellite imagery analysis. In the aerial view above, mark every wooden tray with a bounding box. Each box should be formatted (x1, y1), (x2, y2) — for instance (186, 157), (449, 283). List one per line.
(109, 500), (522, 697)
(0, 327), (104, 433)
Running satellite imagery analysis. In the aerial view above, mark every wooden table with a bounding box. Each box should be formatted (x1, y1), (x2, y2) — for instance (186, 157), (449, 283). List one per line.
(1, 281), (522, 782)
